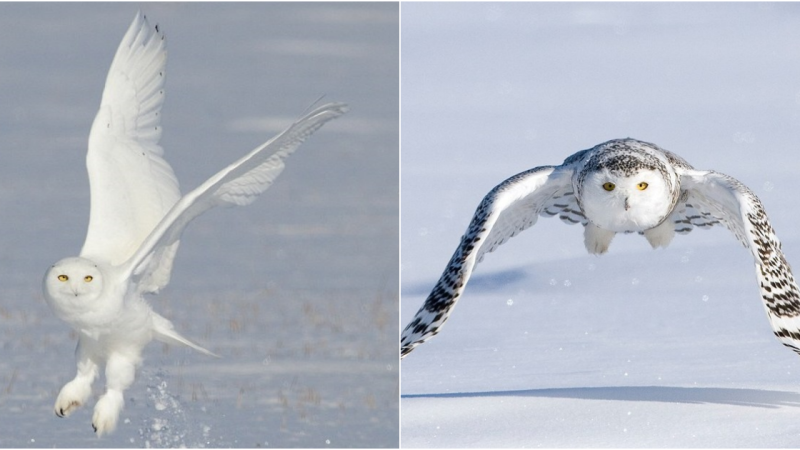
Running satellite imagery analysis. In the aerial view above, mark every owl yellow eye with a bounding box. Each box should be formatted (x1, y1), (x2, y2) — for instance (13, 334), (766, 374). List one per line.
(57, 275), (69, 282)
(84, 275), (94, 282)
(637, 182), (649, 191)
(602, 182), (616, 191)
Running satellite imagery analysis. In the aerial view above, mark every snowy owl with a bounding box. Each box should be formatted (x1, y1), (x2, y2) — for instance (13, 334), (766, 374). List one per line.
(401, 138), (800, 359)
(42, 12), (346, 436)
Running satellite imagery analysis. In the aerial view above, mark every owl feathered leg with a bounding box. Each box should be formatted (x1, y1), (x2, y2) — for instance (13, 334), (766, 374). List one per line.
(643, 218), (676, 249)
(54, 336), (100, 418)
(584, 223), (615, 255)
(92, 352), (139, 436)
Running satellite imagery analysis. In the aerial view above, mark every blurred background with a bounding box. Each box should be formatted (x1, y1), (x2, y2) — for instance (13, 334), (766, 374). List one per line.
(0, 2), (398, 447)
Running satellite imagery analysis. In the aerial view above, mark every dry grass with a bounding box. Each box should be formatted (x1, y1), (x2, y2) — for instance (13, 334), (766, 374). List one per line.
(4, 369), (17, 395)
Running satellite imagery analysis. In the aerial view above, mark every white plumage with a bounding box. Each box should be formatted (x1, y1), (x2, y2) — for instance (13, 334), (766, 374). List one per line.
(401, 139), (800, 362)
(42, 12), (346, 436)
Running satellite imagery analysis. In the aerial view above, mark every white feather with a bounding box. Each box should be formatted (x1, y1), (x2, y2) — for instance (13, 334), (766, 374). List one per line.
(42, 12), (346, 436)
(81, 12), (179, 267)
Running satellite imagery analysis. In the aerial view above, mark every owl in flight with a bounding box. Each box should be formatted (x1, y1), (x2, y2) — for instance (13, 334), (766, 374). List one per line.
(42, 12), (346, 436)
(401, 138), (800, 360)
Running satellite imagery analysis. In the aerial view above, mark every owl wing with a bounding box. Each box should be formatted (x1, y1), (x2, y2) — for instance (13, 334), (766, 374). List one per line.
(80, 12), (181, 268)
(121, 102), (348, 294)
(401, 163), (585, 357)
(674, 169), (800, 355)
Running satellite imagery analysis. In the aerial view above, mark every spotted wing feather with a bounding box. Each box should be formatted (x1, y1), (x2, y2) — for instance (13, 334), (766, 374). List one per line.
(677, 169), (800, 354)
(671, 187), (747, 246)
(401, 163), (582, 357)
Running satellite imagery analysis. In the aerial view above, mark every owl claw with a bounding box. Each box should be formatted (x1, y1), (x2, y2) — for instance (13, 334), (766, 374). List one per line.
(54, 399), (82, 418)
(91, 390), (123, 436)
(54, 379), (92, 418)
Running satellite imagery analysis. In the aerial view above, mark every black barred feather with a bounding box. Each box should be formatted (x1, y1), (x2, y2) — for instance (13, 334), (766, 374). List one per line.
(401, 138), (800, 360)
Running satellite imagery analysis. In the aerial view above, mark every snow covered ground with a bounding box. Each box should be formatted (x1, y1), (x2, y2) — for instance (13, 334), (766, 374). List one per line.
(401, 3), (800, 447)
(0, 3), (398, 447)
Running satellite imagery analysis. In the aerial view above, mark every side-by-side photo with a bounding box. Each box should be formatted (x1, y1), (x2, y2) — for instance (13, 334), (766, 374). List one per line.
(7, 1), (800, 449)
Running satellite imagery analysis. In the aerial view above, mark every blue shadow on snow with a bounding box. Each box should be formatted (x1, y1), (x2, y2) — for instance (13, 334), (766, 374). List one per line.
(402, 386), (800, 409)
(402, 267), (530, 296)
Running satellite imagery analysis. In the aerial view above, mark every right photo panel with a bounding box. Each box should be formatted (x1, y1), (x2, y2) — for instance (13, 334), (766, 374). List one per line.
(401, 2), (800, 447)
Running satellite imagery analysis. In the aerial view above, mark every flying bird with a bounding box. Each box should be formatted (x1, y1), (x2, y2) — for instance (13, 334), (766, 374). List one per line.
(42, 12), (346, 436)
(401, 138), (800, 360)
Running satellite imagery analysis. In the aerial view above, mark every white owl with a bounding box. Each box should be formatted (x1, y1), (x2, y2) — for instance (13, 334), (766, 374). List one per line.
(42, 12), (346, 436)
(401, 138), (800, 361)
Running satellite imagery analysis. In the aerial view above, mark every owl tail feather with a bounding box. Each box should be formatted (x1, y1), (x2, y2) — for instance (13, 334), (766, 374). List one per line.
(152, 313), (220, 358)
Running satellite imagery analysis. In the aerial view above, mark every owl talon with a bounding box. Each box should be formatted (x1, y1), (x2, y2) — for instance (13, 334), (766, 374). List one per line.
(54, 399), (84, 418)
(91, 389), (123, 437)
(54, 378), (92, 419)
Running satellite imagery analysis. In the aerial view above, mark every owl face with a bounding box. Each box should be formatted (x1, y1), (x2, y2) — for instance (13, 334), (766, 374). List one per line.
(579, 167), (675, 232)
(43, 257), (107, 324)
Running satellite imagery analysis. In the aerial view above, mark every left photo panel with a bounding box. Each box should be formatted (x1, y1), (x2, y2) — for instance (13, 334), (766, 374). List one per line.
(0, 2), (398, 447)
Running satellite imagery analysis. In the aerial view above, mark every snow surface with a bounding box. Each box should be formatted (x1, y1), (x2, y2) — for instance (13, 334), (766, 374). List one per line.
(401, 2), (800, 447)
(0, 3), (398, 448)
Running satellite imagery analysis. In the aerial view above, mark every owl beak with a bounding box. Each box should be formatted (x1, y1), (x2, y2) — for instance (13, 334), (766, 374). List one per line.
(624, 197), (630, 211)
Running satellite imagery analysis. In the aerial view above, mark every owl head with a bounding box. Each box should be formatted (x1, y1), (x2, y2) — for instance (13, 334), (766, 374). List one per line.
(576, 140), (680, 232)
(43, 257), (107, 326)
